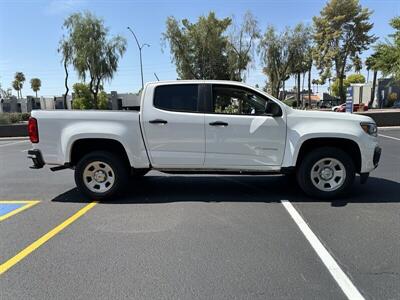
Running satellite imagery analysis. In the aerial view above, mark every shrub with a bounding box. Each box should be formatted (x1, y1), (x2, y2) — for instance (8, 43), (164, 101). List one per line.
(8, 113), (22, 123)
(21, 113), (30, 121)
(0, 113), (30, 124)
(72, 82), (110, 110)
(283, 99), (298, 108)
(387, 92), (398, 107)
(0, 114), (11, 124)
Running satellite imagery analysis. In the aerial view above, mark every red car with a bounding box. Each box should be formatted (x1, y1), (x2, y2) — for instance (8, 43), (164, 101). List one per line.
(334, 103), (368, 112)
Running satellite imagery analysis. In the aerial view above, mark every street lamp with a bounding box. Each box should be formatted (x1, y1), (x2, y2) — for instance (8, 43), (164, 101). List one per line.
(127, 26), (150, 90)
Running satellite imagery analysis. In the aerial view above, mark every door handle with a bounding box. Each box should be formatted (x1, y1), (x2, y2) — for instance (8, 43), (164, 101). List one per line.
(209, 121), (228, 126)
(149, 119), (168, 125)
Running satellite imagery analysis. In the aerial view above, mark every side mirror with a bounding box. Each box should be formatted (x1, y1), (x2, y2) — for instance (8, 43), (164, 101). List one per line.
(265, 101), (282, 117)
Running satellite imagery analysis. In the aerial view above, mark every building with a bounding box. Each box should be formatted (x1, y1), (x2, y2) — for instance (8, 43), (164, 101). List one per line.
(376, 78), (400, 108)
(109, 91), (140, 110)
(0, 95), (72, 113)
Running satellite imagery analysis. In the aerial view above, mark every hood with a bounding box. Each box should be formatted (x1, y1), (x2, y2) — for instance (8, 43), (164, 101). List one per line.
(285, 107), (375, 123)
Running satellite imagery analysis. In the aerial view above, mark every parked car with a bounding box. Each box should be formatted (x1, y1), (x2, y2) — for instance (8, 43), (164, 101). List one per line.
(28, 80), (381, 200)
(332, 104), (343, 112)
(332, 103), (368, 112)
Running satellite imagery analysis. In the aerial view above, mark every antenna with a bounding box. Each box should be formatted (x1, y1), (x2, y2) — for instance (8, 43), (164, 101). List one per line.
(154, 73), (160, 81)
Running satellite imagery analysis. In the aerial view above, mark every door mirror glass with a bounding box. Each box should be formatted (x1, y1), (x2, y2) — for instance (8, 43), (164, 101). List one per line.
(265, 101), (282, 117)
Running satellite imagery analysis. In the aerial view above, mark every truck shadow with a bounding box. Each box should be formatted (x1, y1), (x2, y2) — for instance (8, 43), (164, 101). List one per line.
(52, 175), (400, 207)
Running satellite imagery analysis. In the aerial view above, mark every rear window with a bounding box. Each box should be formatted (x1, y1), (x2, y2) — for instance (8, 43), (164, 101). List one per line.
(154, 84), (200, 112)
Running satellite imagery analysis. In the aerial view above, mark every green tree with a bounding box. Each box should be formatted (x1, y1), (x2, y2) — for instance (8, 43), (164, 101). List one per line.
(58, 40), (73, 108)
(331, 73), (365, 97)
(13, 72), (25, 98)
(289, 24), (312, 107)
(72, 83), (109, 110)
(62, 12), (127, 108)
(372, 17), (400, 79)
(30, 78), (41, 98)
(313, 0), (376, 102)
(163, 12), (232, 80)
(227, 11), (260, 81)
(312, 79), (322, 93)
(258, 26), (296, 98)
(72, 83), (91, 109)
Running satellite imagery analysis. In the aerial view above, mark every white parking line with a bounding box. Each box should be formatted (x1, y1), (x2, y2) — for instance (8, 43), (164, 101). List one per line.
(281, 200), (365, 300)
(0, 140), (29, 148)
(379, 134), (400, 141)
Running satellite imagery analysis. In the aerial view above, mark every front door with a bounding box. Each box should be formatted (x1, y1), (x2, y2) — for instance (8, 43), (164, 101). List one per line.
(204, 84), (286, 168)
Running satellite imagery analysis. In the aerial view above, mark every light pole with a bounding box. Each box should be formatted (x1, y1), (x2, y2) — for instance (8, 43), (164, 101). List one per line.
(127, 26), (150, 90)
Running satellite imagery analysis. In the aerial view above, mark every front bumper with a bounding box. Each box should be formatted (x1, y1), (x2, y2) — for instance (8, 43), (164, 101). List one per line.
(28, 149), (45, 169)
(373, 146), (382, 168)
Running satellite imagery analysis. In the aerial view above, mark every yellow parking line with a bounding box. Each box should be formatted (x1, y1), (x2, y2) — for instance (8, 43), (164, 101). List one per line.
(0, 201), (98, 275)
(0, 201), (40, 222)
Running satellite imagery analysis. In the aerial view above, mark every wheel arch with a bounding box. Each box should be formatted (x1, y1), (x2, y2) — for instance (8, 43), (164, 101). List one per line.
(295, 137), (362, 173)
(69, 138), (131, 168)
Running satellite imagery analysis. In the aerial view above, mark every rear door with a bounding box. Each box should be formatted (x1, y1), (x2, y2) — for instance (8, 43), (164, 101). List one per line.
(204, 84), (286, 168)
(141, 83), (205, 167)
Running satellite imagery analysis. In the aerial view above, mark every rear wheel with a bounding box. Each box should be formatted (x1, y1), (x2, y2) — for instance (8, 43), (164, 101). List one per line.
(296, 147), (355, 198)
(75, 151), (129, 200)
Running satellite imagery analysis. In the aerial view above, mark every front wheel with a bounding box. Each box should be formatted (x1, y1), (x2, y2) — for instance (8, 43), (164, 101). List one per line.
(75, 151), (129, 200)
(296, 147), (355, 199)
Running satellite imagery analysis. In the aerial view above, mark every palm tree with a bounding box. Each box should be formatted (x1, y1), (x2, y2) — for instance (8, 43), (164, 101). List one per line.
(312, 79), (319, 93)
(58, 40), (72, 109)
(12, 80), (20, 98)
(365, 54), (379, 108)
(30, 78), (41, 98)
(14, 72), (26, 98)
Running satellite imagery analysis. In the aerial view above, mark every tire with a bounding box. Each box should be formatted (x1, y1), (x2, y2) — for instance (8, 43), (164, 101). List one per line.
(74, 151), (129, 200)
(296, 147), (355, 199)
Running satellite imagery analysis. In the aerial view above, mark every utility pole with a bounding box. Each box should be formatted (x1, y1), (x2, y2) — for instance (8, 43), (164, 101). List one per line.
(127, 27), (150, 90)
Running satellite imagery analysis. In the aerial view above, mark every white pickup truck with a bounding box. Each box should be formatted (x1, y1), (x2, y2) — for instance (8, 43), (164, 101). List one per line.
(27, 80), (381, 200)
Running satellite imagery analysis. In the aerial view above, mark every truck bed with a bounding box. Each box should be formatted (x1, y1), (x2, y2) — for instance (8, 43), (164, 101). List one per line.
(30, 110), (149, 168)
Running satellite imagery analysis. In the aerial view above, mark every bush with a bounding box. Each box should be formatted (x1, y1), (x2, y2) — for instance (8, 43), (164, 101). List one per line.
(8, 113), (22, 123)
(0, 114), (11, 124)
(283, 99), (298, 108)
(21, 113), (30, 121)
(72, 83), (110, 110)
(0, 113), (30, 125)
(387, 92), (398, 107)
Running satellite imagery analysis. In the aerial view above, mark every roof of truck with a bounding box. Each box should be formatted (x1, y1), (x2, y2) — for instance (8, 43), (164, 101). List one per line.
(146, 80), (258, 87)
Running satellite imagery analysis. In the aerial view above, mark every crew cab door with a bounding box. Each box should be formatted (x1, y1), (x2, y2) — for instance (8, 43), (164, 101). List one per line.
(141, 83), (205, 167)
(204, 84), (286, 168)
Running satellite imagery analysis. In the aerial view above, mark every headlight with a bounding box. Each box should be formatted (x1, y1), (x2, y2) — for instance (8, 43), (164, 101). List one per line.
(360, 122), (377, 137)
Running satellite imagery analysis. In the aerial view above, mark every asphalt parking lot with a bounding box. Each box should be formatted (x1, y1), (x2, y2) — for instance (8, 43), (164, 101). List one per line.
(0, 130), (399, 300)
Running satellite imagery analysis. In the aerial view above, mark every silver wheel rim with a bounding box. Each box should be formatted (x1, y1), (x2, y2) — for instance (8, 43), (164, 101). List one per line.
(83, 161), (115, 193)
(310, 158), (346, 192)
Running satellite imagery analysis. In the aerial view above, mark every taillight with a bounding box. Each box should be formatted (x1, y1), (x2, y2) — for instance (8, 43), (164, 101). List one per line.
(28, 117), (39, 143)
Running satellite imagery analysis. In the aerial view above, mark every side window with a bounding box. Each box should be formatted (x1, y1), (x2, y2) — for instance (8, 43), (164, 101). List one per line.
(212, 85), (268, 115)
(154, 84), (200, 112)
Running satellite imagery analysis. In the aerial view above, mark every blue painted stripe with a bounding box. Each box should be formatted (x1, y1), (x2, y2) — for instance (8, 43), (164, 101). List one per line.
(0, 204), (25, 217)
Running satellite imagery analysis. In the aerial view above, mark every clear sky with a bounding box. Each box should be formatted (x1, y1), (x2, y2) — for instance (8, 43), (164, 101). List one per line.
(0, 0), (399, 97)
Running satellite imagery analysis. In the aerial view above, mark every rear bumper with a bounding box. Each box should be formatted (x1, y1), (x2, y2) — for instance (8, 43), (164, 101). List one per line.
(28, 149), (45, 169)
